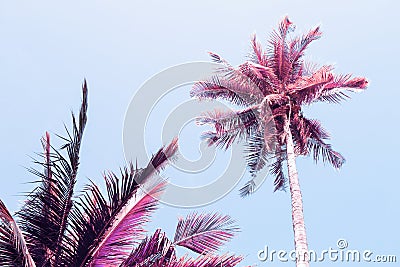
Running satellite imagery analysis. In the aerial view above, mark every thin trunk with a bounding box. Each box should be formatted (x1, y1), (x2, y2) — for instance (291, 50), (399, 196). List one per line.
(284, 117), (310, 267)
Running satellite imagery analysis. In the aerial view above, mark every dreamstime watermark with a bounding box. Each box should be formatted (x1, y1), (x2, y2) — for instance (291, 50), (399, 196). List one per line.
(257, 239), (397, 263)
(122, 62), (275, 208)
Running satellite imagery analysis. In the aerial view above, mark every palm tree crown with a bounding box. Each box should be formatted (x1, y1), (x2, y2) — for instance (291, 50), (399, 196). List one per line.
(0, 81), (245, 267)
(191, 16), (368, 194)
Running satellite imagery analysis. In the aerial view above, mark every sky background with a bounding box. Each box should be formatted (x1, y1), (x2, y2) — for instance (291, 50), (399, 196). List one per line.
(0, 1), (399, 266)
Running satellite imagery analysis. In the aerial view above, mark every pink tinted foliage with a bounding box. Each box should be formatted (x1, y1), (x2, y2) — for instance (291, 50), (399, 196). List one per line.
(191, 16), (368, 193)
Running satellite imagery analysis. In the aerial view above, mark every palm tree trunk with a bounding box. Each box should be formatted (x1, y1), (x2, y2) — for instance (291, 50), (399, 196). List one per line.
(284, 117), (310, 267)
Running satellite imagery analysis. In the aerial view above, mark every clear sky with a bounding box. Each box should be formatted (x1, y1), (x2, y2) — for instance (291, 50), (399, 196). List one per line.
(0, 1), (399, 266)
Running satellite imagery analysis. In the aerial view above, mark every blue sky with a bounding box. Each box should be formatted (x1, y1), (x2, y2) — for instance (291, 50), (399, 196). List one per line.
(1, 1), (399, 266)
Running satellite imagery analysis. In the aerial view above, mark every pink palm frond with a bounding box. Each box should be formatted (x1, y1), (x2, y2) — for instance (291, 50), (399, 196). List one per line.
(89, 183), (165, 266)
(69, 142), (177, 266)
(173, 212), (239, 254)
(307, 139), (345, 169)
(120, 229), (176, 267)
(191, 76), (262, 106)
(249, 34), (268, 67)
(197, 108), (259, 149)
(289, 66), (334, 104)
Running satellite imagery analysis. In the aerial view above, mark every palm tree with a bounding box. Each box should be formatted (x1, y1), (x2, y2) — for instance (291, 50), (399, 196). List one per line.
(191, 17), (368, 267)
(0, 81), (245, 267)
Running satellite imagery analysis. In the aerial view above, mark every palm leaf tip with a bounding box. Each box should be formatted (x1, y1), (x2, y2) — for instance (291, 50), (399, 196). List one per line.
(152, 137), (179, 170)
(121, 229), (176, 267)
(173, 212), (239, 254)
(345, 77), (368, 90)
(239, 179), (256, 198)
(138, 138), (178, 185)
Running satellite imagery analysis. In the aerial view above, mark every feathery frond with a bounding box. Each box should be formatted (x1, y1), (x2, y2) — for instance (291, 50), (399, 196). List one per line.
(192, 16), (367, 194)
(173, 212), (239, 254)
(249, 34), (267, 66)
(120, 229), (176, 267)
(168, 253), (244, 267)
(68, 141), (177, 266)
(0, 200), (36, 267)
(17, 81), (88, 266)
(239, 178), (256, 197)
(1, 81), (245, 267)
(307, 139), (345, 169)
(197, 108), (259, 149)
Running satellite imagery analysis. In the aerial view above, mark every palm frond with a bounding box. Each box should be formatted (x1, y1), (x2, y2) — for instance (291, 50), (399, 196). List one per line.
(316, 74), (368, 103)
(244, 131), (270, 174)
(289, 66), (334, 104)
(288, 26), (322, 82)
(267, 16), (294, 84)
(197, 108), (259, 150)
(68, 141), (177, 266)
(248, 33), (267, 66)
(238, 61), (278, 95)
(168, 253), (244, 267)
(17, 80), (88, 266)
(0, 200), (36, 267)
(120, 229), (176, 267)
(202, 51), (269, 99)
(191, 76), (263, 106)
(173, 212), (239, 254)
(269, 152), (287, 192)
(239, 178), (256, 197)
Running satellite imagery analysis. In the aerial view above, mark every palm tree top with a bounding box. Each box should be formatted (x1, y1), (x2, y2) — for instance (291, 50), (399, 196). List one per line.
(191, 16), (368, 194)
(0, 81), (245, 267)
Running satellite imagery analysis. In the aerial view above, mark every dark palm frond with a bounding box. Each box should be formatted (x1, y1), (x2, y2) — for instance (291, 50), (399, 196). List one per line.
(173, 212), (239, 254)
(120, 229), (176, 267)
(244, 131), (270, 174)
(67, 141), (178, 266)
(302, 117), (330, 140)
(0, 200), (36, 267)
(197, 108), (259, 150)
(288, 67), (334, 105)
(0, 221), (23, 267)
(307, 138), (345, 169)
(269, 152), (287, 192)
(0, 79), (245, 267)
(17, 81), (88, 266)
(316, 90), (350, 104)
